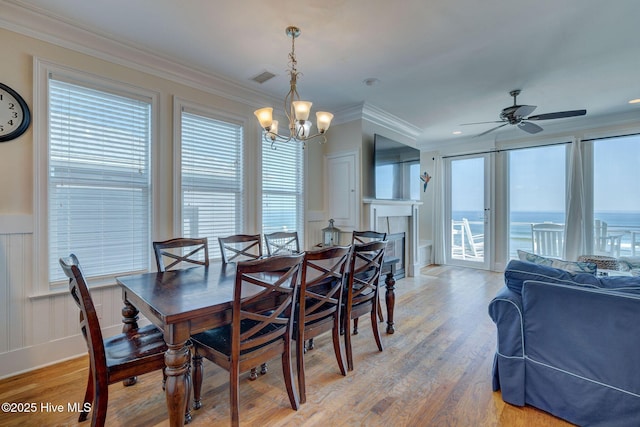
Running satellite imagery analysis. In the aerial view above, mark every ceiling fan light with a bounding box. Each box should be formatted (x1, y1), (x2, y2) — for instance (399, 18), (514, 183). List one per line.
(254, 107), (273, 129)
(316, 111), (333, 133)
(292, 101), (312, 121)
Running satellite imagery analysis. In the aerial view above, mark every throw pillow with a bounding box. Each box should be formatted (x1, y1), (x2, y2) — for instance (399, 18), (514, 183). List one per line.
(517, 250), (597, 274)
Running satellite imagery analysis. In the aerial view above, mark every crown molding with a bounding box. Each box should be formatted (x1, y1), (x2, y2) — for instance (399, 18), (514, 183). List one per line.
(332, 102), (422, 141)
(0, 0), (279, 109)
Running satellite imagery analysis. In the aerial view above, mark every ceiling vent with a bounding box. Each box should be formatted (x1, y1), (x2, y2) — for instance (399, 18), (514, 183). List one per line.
(251, 71), (276, 84)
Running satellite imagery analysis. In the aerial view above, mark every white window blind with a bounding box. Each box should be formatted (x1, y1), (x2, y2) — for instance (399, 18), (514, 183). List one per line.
(48, 78), (151, 284)
(262, 139), (304, 244)
(181, 111), (244, 259)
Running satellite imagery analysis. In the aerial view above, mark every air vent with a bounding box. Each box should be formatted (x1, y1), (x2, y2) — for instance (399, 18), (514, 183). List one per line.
(251, 71), (276, 84)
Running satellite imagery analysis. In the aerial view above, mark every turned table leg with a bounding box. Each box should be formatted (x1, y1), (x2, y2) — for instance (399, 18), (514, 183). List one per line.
(384, 271), (396, 334)
(165, 342), (191, 427)
(121, 300), (140, 386)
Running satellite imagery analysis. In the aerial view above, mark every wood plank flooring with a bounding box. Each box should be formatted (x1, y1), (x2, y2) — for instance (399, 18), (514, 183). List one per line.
(0, 265), (574, 426)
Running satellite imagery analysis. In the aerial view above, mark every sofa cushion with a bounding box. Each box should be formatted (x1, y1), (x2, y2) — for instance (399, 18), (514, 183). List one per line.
(517, 250), (597, 274)
(505, 259), (640, 296)
(505, 260), (600, 294)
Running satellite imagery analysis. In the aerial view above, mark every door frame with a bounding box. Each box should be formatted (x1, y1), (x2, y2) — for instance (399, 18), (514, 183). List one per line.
(444, 153), (492, 269)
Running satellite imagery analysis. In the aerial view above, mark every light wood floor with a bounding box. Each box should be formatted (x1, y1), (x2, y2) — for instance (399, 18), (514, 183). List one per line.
(0, 265), (574, 427)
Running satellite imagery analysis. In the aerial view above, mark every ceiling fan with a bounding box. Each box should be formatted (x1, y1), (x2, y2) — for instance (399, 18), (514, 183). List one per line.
(462, 90), (587, 137)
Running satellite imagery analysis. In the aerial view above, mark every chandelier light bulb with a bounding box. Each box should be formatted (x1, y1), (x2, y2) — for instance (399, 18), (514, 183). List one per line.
(292, 101), (312, 121)
(254, 107), (273, 129)
(316, 112), (334, 133)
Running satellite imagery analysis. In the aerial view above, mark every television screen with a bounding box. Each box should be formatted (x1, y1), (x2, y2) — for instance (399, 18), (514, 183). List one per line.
(374, 134), (421, 200)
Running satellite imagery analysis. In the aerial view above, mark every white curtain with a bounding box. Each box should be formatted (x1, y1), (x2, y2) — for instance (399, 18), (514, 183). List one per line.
(432, 155), (446, 264)
(564, 137), (587, 260)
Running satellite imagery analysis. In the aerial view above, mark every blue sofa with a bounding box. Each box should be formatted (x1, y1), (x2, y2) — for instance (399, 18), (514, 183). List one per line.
(489, 260), (640, 426)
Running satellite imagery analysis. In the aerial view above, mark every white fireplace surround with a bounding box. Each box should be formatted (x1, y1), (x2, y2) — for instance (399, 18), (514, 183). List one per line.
(363, 199), (421, 277)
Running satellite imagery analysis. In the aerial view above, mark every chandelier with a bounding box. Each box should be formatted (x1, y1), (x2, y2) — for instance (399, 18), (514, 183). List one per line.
(254, 26), (333, 147)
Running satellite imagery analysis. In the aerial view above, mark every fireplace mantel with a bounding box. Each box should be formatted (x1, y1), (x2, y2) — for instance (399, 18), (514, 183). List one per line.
(363, 199), (422, 277)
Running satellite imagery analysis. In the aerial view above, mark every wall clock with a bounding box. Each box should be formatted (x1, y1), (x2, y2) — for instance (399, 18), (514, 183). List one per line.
(0, 82), (31, 142)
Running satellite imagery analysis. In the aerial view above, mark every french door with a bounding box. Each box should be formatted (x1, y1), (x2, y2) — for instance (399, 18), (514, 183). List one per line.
(445, 154), (491, 269)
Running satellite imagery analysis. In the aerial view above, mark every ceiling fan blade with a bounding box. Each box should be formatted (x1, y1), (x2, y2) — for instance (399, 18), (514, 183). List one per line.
(460, 120), (504, 126)
(526, 109), (587, 120)
(476, 123), (508, 137)
(514, 105), (536, 117)
(518, 121), (543, 134)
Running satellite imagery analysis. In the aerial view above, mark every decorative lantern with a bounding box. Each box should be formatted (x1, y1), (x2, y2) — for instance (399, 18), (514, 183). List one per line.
(322, 219), (341, 246)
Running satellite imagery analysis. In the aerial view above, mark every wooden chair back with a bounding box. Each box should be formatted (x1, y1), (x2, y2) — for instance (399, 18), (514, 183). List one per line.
(59, 254), (168, 426)
(351, 230), (387, 244)
(264, 231), (300, 256)
(296, 245), (351, 403)
(343, 240), (387, 371)
(218, 234), (263, 264)
(153, 237), (209, 271)
(531, 223), (564, 258)
(191, 254), (304, 426)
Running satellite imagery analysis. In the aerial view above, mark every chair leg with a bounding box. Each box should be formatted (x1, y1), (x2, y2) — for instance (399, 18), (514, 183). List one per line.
(353, 317), (359, 335)
(332, 317), (347, 376)
(296, 333), (307, 404)
(260, 363), (268, 375)
(344, 316), (354, 372)
(78, 366), (94, 422)
(282, 340), (300, 411)
(90, 376), (108, 427)
(230, 362), (241, 427)
(371, 305), (384, 352)
(249, 367), (258, 380)
(192, 353), (203, 410)
(377, 299), (384, 323)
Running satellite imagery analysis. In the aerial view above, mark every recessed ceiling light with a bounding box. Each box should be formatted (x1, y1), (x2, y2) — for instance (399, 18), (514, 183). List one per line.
(363, 78), (380, 87)
(629, 98), (640, 104)
(452, 131), (462, 135)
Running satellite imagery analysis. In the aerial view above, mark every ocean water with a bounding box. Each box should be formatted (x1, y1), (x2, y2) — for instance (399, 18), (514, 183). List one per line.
(453, 210), (640, 258)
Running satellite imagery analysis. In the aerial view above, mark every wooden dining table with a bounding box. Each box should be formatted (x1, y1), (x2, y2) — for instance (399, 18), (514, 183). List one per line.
(116, 262), (248, 427)
(116, 258), (399, 427)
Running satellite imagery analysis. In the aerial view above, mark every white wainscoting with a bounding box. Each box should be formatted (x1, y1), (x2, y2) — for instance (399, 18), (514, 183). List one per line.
(0, 214), (125, 379)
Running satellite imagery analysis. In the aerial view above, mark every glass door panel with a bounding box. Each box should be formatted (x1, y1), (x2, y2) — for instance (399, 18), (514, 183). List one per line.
(446, 155), (489, 268)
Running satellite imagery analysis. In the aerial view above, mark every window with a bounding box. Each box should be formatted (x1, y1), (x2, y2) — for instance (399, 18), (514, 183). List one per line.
(46, 75), (152, 286)
(261, 139), (304, 244)
(508, 144), (567, 258)
(180, 108), (244, 260)
(592, 135), (640, 257)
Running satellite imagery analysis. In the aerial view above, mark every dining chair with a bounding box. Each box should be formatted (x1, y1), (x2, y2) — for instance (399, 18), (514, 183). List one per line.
(264, 231), (300, 256)
(59, 254), (170, 427)
(351, 230), (387, 244)
(190, 254), (305, 427)
(343, 240), (387, 371)
(351, 230), (387, 322)
(295, 245), (351, 404)
(218, 234), (263, 264)
(531, 222), (564, 258)
(153, 237), (209, 272)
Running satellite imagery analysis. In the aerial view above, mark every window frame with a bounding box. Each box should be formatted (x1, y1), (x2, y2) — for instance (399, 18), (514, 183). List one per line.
(33, 58), (160, 294)
(173, 98), (248, 261)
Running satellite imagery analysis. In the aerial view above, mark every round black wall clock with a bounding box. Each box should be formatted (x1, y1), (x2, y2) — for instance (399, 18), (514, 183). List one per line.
(0, 82), (31, 142)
